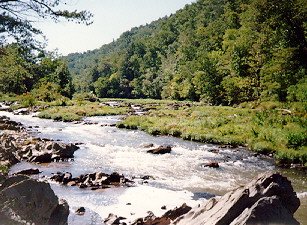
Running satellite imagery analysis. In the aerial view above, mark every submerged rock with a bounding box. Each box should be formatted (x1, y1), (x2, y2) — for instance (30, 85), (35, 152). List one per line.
(202, 161), (220, 168)
(0, 175), (69, 225)
(131, 172), (300, 225)
(147, 145), (172, 154)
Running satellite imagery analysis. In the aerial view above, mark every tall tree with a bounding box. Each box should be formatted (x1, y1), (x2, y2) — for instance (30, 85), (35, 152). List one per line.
(0, 0), (93, 48)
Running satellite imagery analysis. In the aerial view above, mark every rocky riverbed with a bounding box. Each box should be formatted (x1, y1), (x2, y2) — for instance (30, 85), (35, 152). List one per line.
(0, 110), (306, 224)
(0, 115), (79, 168)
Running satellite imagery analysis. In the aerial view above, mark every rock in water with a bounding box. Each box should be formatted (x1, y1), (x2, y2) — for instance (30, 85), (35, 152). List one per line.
(15, 168), (40, 175)
(147, 145), (172, 154)
(0, 175), (69, 225)
(202, 161), (219, 168)
(174, 172), (300, 225)
(76, 207), (86, 216)
(104, 213), (127, 225)
(132, 172), (300, 225)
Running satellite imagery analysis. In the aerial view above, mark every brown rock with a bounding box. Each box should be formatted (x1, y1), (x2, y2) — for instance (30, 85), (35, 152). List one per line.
(15, 168), (40, 175)
(67, 181), (77, 186)
(147, 145), (172, 154)
(202, 162), (219, 168)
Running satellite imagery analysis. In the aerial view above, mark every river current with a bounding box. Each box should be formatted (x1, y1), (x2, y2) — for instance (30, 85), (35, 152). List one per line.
(1, 111), (306, 224)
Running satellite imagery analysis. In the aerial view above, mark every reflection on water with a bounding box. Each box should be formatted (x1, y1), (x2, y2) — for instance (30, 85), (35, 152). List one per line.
(2, 111), (306, 224)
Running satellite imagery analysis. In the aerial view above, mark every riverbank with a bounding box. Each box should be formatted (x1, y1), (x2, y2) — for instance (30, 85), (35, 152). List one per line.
(0, 109), (306, 224)
(1, 98), (306, 169)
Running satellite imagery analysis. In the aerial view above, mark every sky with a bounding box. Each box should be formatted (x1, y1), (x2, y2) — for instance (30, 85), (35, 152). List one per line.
(35, 0), (196, 56)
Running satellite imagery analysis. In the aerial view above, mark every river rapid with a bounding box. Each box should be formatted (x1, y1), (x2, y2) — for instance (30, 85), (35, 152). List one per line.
(1, 111), (306, 224)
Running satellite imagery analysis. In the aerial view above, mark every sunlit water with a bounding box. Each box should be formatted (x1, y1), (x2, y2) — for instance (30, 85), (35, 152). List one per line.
(1, 111), (306, 224)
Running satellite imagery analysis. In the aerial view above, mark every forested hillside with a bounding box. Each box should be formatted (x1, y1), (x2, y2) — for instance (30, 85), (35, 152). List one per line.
(66, 0), (306, 105)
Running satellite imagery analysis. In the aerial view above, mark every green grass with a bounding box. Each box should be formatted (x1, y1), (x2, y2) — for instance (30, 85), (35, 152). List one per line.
(118, 102), (307, 167)
(0, 165), (8, 174)
(2, 94), (306, 167)
(38, 102), (129, 122)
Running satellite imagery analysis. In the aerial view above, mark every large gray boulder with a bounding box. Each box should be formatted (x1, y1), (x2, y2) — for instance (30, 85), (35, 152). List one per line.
(132, 172), (300, 225)
(0, 175), (69, 225)
(173, 172), (300, 225)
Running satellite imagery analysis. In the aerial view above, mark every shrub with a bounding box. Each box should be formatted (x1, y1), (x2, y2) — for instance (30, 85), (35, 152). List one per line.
(20, 93), (36, 107)
(32, 82), (62, 102)
(287, 133), (307, 149)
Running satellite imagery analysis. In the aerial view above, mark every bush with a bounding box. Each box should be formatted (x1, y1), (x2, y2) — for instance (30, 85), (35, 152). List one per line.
(20, 93), (36, 107)
(0, 165), (8, 174)
(287, 133), (307, 149)
(73, 92), (98, 102)
(32, 82), (62, 102)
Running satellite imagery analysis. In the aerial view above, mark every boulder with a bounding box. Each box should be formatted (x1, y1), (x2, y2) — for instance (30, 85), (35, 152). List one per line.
(0, 135), (20, 167)
(131, 172), (300, 225)
(0, 116), (23, 131)
(30, 152), (52, 163)
(22, 142), (79, 163)
(15, 168), (40, 175)
(13, 108), (30, 115)
(104, 213), (127, 225)
(173, 172), (300, 225)
(62, 172), (72, 184)
(1, 118), (79, 165)
(0, 175), (69, 225)
(51, 171), (133, 190)
(147, 145), (172, 154)
(132, 204), (191, 225)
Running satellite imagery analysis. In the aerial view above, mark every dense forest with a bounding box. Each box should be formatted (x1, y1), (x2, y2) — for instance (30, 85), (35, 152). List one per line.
(0, 45), (74, 100)
(1, 0), (306, 106)
(0, 0), (91, 102)
(65, 0), (307, 106)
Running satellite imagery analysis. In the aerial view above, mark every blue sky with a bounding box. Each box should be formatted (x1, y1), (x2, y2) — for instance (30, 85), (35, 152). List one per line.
(35, 0), (195, 55)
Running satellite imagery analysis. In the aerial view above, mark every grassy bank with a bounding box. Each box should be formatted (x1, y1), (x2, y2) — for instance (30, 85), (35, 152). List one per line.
(38, 102), (129, 122)
(117, 101), (307, 167)
(2, 95), (306, 167)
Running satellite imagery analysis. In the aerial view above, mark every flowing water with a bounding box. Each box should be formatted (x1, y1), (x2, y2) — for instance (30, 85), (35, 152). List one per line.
(1, 111), (306, 224)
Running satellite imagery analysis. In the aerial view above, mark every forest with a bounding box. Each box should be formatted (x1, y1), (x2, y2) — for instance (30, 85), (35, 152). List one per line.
(0, 0), (306, 166)
(64, 0), (306, 106)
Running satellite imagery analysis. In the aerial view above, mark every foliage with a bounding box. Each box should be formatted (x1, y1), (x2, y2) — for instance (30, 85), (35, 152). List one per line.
(0, 165), (8, 174)
(38, 101), (129, 121)
(20, 92), (36, 107)
(118, 101), (307, 166)
(0, 0), (92, 48)
(0, 44), (75, 100)
(65, 0), (306, 106)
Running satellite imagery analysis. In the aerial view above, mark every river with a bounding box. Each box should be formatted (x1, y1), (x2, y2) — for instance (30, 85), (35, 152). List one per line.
(1, 111), (306, 224)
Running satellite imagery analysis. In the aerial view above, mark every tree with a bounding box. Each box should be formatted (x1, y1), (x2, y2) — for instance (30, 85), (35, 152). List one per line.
(0, 0), (93, 48)
(0, 44), (33, 93)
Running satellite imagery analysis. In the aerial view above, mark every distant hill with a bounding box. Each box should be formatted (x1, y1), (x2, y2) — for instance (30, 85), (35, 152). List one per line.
(65, 0), (306, 105)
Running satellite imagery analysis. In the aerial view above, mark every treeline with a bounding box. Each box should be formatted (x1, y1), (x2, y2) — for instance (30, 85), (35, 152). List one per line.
(0, 44), (74, 101)
(66, 0), (306, 105)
